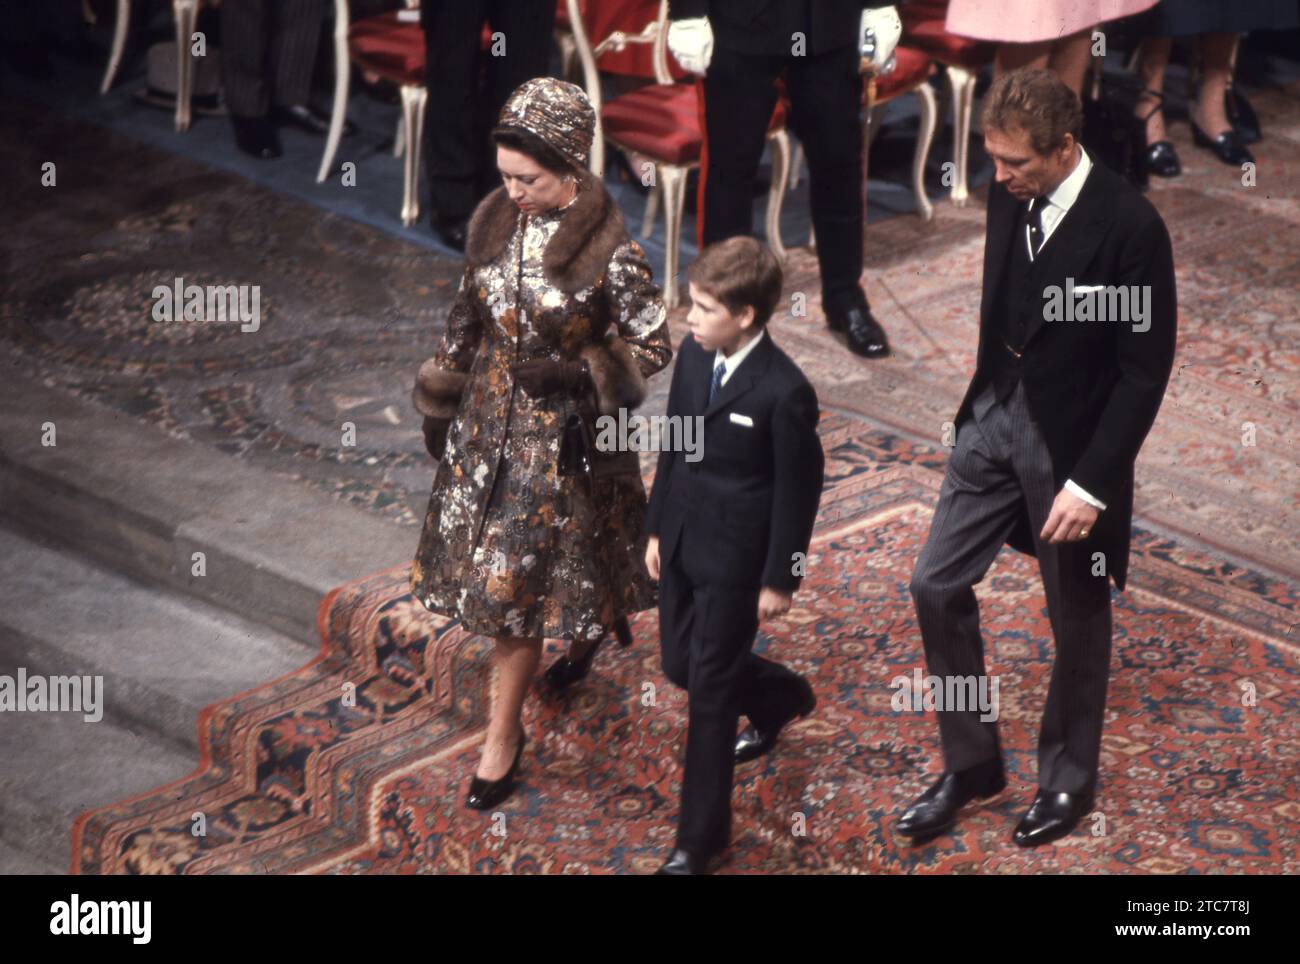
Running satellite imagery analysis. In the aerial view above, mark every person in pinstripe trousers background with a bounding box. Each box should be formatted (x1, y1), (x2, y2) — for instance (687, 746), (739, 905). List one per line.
(220, 0), (330, 159)
(897, 69), (1177, 848)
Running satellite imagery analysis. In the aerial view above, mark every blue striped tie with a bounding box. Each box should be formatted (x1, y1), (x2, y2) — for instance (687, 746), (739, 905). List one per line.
(708, 360), (725, 403)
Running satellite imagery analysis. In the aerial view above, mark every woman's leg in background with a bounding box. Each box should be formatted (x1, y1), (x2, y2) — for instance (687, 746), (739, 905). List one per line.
(1134, 36), (1174, 143)
(1194, 32), (1239, 136)
(477, 635), (541, 780)
(1049, 29), (1095, 97)
(993, 40), (1051, 79)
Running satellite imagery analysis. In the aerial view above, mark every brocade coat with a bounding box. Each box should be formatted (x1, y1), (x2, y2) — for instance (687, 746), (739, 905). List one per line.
(410, 176), (672, 641)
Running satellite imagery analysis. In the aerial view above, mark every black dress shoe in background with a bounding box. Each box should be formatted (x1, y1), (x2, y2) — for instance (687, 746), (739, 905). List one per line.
(1012, 787), (1095, 847)
(230, 115), (281, 159)
(1141, 140), (1181, 178)
(895, 758), (1006, 839)
(464, 733), (526, 811)
(734, 676), (816, 764)
(544, 616), (633, 692)
(432, 213), (469, 252)
(1190, 121), (1254, 166)
(275, 103), (356, 137)
(1226, 88), (1261, 145)
(654, 848), (715, 875)
(828, 305), (890, 358)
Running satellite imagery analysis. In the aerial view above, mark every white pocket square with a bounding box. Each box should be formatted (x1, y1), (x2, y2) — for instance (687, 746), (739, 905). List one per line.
(1072, 284), (1105, 293)
(729, 412), (754, 427)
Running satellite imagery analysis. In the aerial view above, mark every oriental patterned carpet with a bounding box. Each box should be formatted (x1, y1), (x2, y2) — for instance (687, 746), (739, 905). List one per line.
(71, 413), (1300, 874)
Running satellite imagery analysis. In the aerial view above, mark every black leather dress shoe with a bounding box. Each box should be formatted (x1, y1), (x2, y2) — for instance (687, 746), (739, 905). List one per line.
(544, 616), (633, 692)
(275, 103), (356, 137)
(1226, 88), (1261, 145)
(230, 115), (281, 160)
(1191, 122), (1254, 166)
(654, 848), (715, 875)
(432, 214), (469, 252)
(1141, 140), (1181, 178)
(734, 676), (816, 764)
(464, 734), (526, 811)
(895, 759), (1006, 839)
(829, 305), (890, 358)
(1012, 788), (1095, 847)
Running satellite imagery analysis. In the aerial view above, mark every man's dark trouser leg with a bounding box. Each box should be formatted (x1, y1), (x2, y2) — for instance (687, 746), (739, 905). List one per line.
(785, 43), (866, 317)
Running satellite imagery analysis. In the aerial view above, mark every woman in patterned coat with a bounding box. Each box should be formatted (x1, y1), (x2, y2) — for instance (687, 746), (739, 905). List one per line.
(410, 79), (673, 809)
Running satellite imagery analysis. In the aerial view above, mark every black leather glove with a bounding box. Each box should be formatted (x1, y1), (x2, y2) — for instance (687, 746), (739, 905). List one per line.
(510, 358), (592, 399)
(422, 415), (450, 459)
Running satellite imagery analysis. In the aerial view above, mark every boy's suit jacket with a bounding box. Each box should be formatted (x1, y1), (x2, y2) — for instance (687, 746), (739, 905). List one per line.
(646, 332), (824, 592)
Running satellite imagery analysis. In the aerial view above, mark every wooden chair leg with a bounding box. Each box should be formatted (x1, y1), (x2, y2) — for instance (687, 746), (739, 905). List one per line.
(101, 0), (131, 94)
(317, 0), (350, 183)
(912, 81), (937, 222)
(172, 0), (199, 132)
(642, 180), (661, 240)
(400, 84), (428, 227)
(660, 165), (688, 308)
(947, 63), (976, 208)
(764, 129), (791, 261)
(790, 140), (805, 190)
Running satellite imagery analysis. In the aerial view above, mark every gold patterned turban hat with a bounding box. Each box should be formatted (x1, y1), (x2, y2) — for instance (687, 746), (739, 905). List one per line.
(497, 77), (596, 171)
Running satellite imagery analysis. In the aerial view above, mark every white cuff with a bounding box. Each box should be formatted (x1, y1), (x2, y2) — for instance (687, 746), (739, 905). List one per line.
(1065, 479), (1107, 511)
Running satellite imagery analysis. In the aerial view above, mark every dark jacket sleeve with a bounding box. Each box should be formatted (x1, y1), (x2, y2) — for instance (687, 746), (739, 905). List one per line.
(1067, 213), (1178, 504)
(761, 379), (825, 592)
(645, 348), (687, 537)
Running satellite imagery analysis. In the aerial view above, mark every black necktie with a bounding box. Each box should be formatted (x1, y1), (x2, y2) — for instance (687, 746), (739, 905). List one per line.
(1026, 197), (1047, 260)
(708, 360), (725, 403)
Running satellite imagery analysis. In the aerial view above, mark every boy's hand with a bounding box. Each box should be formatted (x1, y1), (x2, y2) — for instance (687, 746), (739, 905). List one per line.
(758, 587), (792, 621)
(645, 536), (660, 581)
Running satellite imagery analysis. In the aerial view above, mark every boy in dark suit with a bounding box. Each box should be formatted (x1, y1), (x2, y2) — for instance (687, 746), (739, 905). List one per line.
(645, 236), (826, 875)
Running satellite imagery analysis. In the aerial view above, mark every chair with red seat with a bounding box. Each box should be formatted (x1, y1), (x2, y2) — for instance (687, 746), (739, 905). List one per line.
(566, 0), (791, 306)
(316, 2), (493, 227)
(862, 45), (939, 222)
(899, 0), (994, 207)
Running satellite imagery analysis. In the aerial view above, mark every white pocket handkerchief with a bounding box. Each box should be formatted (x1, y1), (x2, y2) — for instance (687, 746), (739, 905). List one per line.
(1072, 284), (1105, 293)
(729, 412), (754, 427)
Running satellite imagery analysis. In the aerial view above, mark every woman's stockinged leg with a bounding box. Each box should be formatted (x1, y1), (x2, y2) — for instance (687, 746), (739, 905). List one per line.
(477, 635), (541, 780)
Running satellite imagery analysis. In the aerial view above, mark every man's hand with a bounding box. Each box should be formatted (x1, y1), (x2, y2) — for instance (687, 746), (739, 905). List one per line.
(667, 17), (714, 74)
(758, 587), (793, 621)
(859, 6), (902, 73)
(645, 536), (660, 581)
(1040, 488), (1101, 544)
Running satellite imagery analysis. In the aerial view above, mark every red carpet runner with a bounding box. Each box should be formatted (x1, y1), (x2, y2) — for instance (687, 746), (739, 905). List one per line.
(71, 414), (1299, 873)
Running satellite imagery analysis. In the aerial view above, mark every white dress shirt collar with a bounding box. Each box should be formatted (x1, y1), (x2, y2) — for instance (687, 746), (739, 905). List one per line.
(713, 327), (766, 387)
(1032, 145), (1092, 245)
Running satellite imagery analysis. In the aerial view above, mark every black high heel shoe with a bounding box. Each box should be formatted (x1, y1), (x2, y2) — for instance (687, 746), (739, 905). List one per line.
(1191, 119), (1254, 166)
(1136, 89), (1181, 179)
(543, 616), (633, 692)
(465, 733), (526, 811)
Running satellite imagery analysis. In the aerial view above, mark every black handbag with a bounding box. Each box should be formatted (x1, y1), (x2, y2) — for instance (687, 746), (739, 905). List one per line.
(1081, 62), (1148, 190)
(558, 393), (641, 495)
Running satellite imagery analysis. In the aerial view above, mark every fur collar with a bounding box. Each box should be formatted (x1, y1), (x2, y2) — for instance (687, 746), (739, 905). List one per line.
(464, 171), (629, 293)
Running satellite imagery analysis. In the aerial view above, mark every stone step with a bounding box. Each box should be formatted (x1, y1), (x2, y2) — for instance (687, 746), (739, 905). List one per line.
(0, 836), (64, 875)
(0, 371), (417, 642)
(0, 682), (197, 874)
(0, 525), (312, 753)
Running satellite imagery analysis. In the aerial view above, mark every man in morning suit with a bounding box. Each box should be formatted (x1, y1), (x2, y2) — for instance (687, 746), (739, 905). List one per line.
(665, 0), (902, 357)
(900, 68), (1178, 847)
(645, 237), (825, 875)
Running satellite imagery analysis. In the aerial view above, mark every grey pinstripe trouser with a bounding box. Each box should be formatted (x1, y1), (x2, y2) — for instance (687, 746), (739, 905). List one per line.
(908, 380), (1113, 794)
(220, 0), (326, 118)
